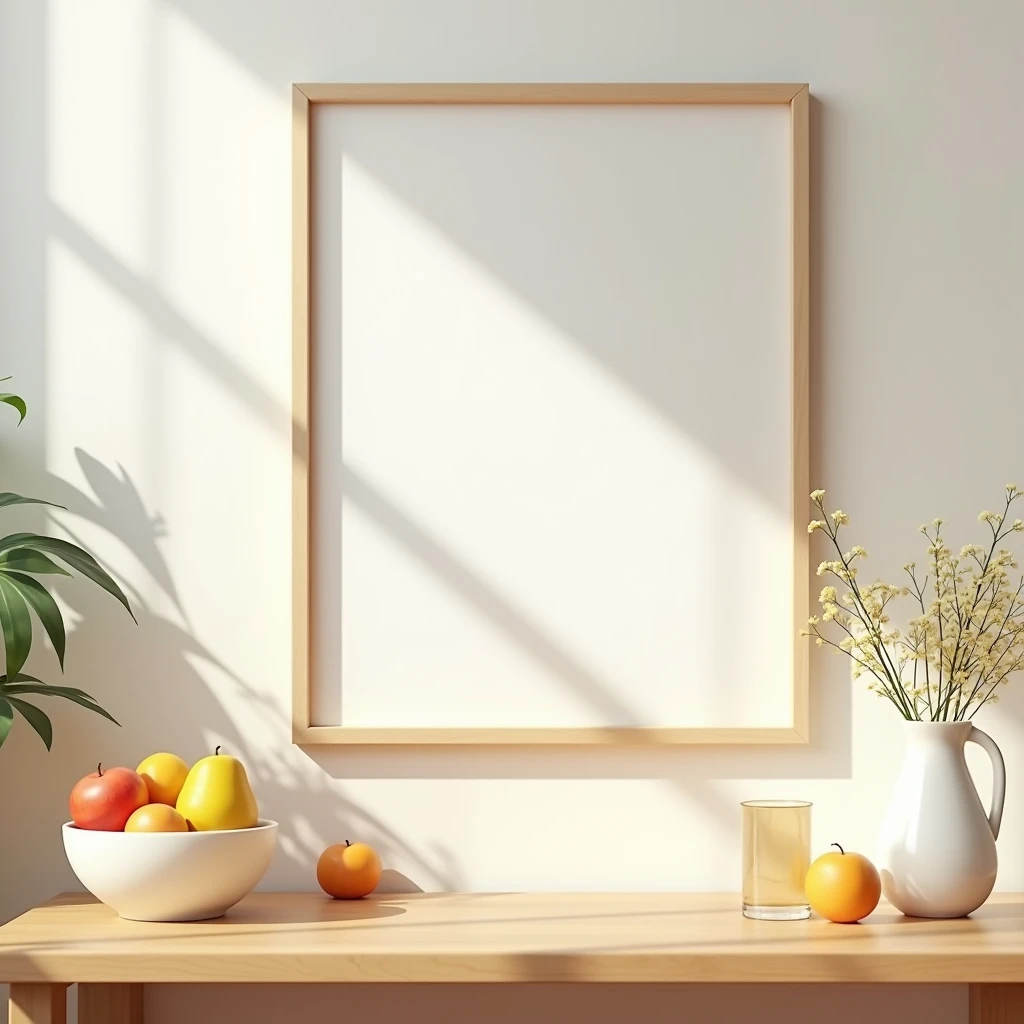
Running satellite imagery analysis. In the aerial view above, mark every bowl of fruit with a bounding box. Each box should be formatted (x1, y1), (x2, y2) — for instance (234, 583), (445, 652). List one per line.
(63, 747), (277, 922)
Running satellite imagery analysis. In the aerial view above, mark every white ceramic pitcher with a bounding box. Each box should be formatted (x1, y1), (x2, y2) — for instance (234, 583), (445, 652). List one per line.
(877, 721), (1005, 918)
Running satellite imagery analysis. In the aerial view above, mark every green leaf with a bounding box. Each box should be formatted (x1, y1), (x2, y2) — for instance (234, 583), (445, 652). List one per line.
(0, 532), (34, 552)
(3, 681), (96, 700)
(0, 549), (72, 575)
(1, 572), (66, 668)
(0, 394), (26, 425)
(0, 534), (135, 622)
(0, 697), (12, 749)
(0, 673), (119, 728)
(6, 696), (52, 750)
(0, 575), (32, 678)
(0, 672), (43, 685)
(0, 492), (65, 511)
(2, 683), (119, 726)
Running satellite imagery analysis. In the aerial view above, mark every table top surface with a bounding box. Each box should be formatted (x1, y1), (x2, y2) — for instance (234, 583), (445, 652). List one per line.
(3, 892), (1024, 984)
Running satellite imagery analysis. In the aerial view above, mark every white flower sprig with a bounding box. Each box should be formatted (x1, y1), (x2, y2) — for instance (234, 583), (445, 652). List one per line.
(803, 485), (1024, 721)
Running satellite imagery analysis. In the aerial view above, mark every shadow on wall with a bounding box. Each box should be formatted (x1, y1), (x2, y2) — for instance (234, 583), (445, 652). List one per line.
(24, 447), (848, 880)
(4, 0), (847, 910)
(23, 217), (852, 877)
(4, 451), (462, 894)
(13, 79), (845, 902)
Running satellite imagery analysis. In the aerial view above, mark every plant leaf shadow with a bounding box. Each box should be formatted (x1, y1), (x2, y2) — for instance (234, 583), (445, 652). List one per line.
(3, 455), (463, 903)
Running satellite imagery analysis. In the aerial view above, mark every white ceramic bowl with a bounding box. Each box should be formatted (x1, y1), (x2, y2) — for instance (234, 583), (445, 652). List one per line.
(63, 818), (278, 922)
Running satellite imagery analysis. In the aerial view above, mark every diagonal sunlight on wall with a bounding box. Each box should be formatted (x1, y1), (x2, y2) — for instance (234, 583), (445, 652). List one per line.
(36, 0), (469, 921)
(45, 0), (797, 740)
(44, 0), (292, 681)
(157, 1), (289, 406)
(47, 0), (292, 451)
(43, 1), (290, 844)
(45, 201), (296, 446)
(44, 237), (169, 608)
(333, 103), (794, 509)
(314, 147), (793, 730)
(31, 0), (834, 920)
(46, 0), (153, 277)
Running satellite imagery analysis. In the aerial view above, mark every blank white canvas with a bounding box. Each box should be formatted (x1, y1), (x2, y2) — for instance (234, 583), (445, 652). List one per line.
(311, 103), (793, 729)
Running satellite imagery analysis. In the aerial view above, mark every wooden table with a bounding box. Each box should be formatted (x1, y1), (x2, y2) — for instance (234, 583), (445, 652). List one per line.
(2, 892), (1023, 1022)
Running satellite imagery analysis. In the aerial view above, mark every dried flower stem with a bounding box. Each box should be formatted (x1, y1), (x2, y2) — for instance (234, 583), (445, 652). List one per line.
(804, 486), (1024, 721)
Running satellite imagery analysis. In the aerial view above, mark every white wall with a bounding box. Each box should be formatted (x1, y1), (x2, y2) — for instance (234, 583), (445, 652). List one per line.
(2, 1), (1023, 1021)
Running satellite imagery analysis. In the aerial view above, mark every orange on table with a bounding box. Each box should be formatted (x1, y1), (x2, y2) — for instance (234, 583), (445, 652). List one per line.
(136, 752), (190, 806)
(124, 804), (190, 833)
(805, 843), (881, 923)
(317, 841), (382, 899)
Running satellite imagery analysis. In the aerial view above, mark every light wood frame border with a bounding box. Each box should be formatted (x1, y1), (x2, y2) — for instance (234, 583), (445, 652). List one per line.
(292, 83), (810, 747)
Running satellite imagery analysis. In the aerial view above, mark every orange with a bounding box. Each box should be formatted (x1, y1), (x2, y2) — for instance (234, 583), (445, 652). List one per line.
(136, 752), (190, 806)
(124, 804), (189, 833)
(317, 841), (382, 899)
(805, 843), (881, 923)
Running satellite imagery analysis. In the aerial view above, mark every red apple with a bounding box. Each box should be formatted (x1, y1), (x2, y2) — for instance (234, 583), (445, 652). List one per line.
(69, 763), (149, 831)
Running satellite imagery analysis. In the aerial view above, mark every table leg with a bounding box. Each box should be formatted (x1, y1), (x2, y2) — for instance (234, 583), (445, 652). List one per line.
(9, 984), (67, 1024)
(79, 983), (144, 1024)
(970, 984), (1024, 1023)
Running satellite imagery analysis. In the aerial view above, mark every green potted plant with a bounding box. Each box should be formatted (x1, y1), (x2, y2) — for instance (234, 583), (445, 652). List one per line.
(0, 378), (133, 750)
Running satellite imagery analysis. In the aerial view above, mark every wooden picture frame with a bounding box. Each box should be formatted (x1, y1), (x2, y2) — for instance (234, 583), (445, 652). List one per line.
(292, 83), (810, 747)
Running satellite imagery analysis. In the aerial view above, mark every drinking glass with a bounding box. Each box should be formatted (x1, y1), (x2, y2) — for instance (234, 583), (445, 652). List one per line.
(741, 800), (811, 920)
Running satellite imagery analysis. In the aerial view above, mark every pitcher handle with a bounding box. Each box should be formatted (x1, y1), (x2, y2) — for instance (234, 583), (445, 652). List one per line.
(968, 725), (1006, 840)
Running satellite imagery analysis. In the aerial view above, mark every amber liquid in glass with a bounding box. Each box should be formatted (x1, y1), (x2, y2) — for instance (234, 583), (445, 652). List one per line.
(741, 800), (811, 920)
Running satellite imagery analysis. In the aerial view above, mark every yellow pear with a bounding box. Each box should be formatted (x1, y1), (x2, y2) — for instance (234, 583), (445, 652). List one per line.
(175, 746), (259, 831)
